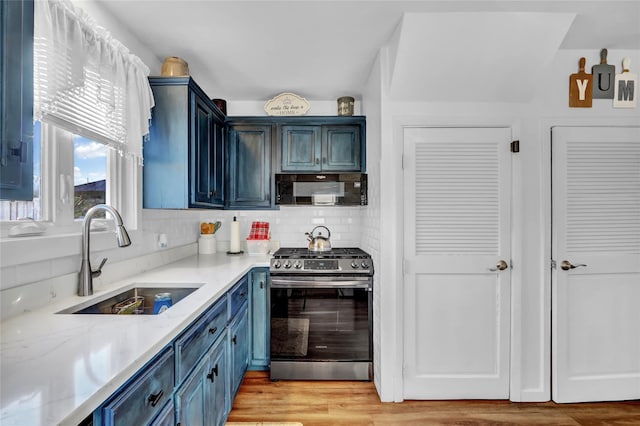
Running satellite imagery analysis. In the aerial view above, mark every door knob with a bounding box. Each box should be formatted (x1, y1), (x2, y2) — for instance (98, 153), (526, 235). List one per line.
(489, 260), (509, 271)
(560, 260), (587, 271)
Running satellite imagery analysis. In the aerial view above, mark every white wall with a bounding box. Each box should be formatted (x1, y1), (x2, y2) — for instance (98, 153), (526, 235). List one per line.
(361, 51), (384, 397)
(372, 46), (640, 402)
(73, 0), (163, 72)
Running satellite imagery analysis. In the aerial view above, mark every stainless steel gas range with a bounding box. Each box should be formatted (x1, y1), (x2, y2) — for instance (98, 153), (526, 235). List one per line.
(269, 247), (373, 381)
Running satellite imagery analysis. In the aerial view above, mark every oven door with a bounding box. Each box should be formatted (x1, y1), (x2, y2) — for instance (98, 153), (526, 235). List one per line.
(269, 275), (373, 380)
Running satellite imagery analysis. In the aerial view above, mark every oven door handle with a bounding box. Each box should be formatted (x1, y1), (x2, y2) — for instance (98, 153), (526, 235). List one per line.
(270, 278), (371, 289)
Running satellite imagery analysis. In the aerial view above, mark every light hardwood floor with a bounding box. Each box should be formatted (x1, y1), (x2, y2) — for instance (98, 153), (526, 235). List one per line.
(227, 371), (640, 426)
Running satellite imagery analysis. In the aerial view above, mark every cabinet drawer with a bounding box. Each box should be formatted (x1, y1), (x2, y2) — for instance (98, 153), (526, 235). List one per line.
(102, 348), (174, 426)
(175, 297), (227, 383)
(228, 277), (248, 319)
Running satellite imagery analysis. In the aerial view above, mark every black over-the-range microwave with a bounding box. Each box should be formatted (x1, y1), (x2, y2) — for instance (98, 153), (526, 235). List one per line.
(275, 173), (367, 206)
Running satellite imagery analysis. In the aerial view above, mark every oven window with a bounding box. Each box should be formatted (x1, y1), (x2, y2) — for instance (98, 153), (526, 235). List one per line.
(270, 287), (371, 361)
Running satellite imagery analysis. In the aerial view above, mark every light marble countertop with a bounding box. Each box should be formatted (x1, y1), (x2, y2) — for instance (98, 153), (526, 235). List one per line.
(0, 253), (270, 426)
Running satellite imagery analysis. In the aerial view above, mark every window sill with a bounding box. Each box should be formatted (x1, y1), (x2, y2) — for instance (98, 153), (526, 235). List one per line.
(0, 227), (141, 269)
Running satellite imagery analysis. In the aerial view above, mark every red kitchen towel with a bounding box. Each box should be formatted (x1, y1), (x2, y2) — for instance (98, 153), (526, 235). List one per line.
(247, 221), (270, 240)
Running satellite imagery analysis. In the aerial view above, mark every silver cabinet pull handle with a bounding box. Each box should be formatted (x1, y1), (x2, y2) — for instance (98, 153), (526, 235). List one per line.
(560, 260), (587, 271)
(489, 260), (508, 271)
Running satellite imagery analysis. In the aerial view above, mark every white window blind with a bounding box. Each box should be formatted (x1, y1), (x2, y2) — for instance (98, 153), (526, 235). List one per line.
(33, 0), (154, 163)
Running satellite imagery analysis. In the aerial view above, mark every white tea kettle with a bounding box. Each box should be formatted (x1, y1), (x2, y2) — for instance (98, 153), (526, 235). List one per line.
(305, 226), (332, 252)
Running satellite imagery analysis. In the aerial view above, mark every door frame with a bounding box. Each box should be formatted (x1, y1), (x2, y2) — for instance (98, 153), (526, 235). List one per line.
(386, 116), (523, 402)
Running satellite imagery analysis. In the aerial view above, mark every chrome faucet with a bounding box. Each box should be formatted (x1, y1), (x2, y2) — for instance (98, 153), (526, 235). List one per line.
(79, 204), (131, 296)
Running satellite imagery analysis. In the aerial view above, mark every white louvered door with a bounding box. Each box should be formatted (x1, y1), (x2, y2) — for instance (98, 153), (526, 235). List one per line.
(552, 126), (640, 403)
(403, 127), (512, 399)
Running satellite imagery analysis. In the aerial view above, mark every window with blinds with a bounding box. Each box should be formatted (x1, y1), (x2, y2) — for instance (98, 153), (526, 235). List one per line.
(34, 62), (127, 148)
(33, 0), (153, 162)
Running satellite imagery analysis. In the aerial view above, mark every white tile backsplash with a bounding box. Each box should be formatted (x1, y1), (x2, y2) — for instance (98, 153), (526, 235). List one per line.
(0, 205), (369, 319)
(198, 206), (365, 249)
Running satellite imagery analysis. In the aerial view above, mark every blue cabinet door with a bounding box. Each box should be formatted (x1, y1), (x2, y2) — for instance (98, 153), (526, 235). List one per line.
(175, 335), (228, 426)
(281, 125), (321, 172)
(0, 0), (34, 200)
(249, 268), (270, 370)
(229, 304), (249, 397)
(321, 125), (361, 171)
(226, 124), (273, 209)
(211, 117), (225, 206)
(209, 337), (229, 426)
(191, 93), (224, 208)
(150, 400), (175, 426)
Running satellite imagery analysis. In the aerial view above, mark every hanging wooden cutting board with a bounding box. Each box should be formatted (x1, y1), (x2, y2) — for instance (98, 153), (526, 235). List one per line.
(592, 48), (615, 99)
(613, 57), (637, 108)
(569, 57), (593, 107)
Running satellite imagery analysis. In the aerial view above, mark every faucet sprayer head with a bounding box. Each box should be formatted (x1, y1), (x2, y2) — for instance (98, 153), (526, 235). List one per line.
(116, 225), (131, 247)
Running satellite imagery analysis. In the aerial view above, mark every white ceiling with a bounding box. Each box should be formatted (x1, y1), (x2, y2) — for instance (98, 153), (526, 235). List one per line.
(93, 0), (640, 102)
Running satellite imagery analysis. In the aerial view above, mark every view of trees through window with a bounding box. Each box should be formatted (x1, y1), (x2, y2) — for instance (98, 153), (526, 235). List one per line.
(73, 135), (107, 219)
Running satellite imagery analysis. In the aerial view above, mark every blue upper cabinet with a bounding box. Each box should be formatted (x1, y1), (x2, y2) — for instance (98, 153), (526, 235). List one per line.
(281, 125), (322, 171)
(226, 122), (274, 209)
(321, 124), (361, 171)
(0, 0), (34, 201)
(278, 117), (365, 173)
(144, 77), (225, 209)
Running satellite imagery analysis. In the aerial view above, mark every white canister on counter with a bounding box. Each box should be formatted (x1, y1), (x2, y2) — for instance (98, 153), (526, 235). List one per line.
(199, 234), (217, 254)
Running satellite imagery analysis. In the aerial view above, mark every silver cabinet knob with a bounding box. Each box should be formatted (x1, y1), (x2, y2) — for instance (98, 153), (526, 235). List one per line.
(489, 260), (509, 271)
(560, 260), (587, 271)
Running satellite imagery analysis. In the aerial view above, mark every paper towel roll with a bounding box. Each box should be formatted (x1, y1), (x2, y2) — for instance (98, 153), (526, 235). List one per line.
(229, 217), (241, 253)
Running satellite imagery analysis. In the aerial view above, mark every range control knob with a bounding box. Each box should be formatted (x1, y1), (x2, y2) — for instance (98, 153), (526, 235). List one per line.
(351, 261), (359, 269)
(283, 260), (292, 269)
(294, 260), (302, 269)
(272, 260), (281, 269)
(361, 261), (369, 269)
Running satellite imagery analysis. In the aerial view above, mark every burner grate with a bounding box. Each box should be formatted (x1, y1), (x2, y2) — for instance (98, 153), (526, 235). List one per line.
(272, 247), (371, 259)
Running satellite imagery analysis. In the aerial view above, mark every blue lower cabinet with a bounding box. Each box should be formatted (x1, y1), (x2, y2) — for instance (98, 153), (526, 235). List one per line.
(175, 334), (228, 426)
(229, 303), (249, 397)
(93, 270), (265, 425)
(249, 268), (270, 370)
(102, 348), (174, 426)
(150, 400), (175, 426)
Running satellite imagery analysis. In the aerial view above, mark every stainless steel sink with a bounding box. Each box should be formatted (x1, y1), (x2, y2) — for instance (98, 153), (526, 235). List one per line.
(57, 284), (201, 315)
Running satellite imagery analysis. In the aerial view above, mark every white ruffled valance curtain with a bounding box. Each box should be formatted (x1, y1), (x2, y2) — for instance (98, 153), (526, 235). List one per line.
(33, 0), (154, 163)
